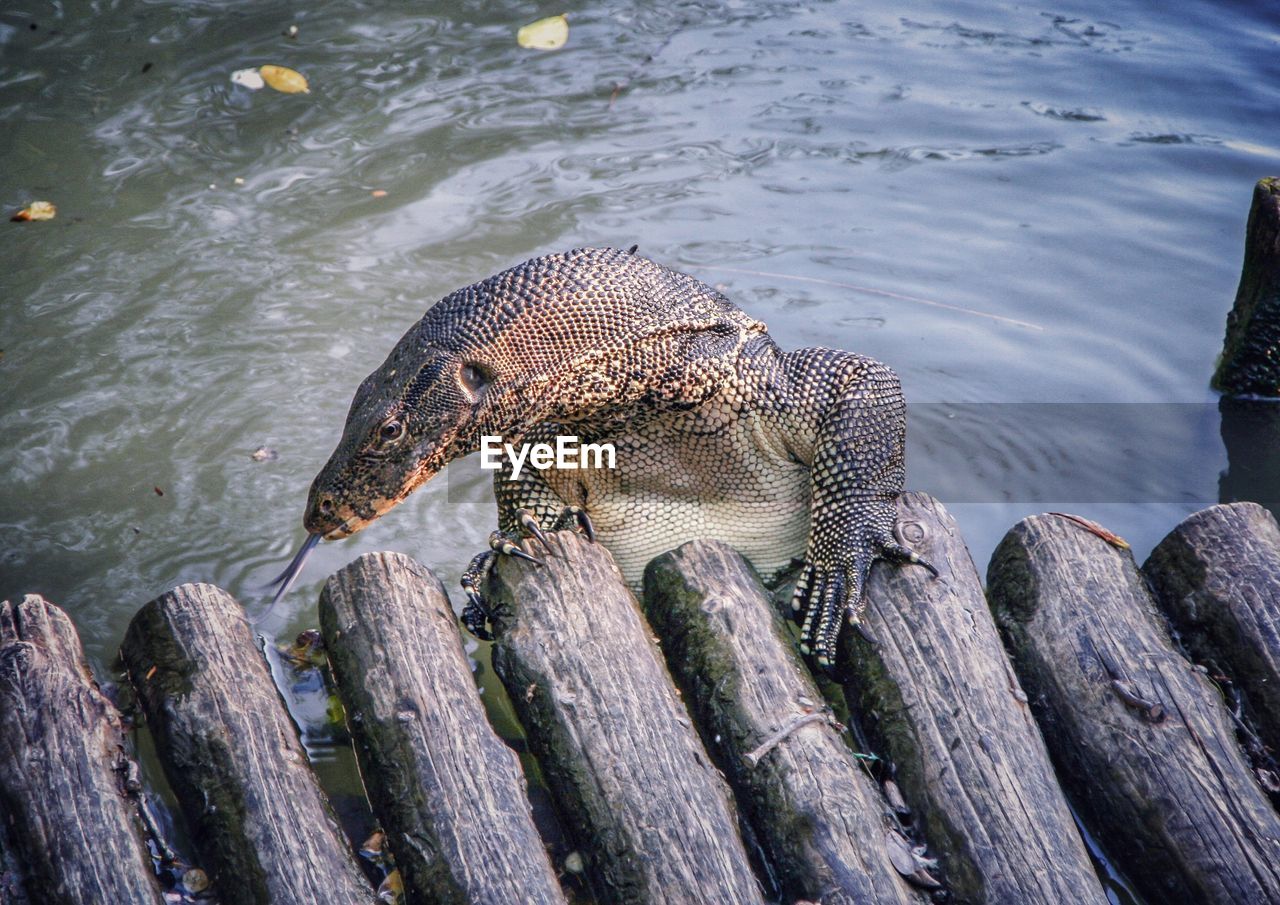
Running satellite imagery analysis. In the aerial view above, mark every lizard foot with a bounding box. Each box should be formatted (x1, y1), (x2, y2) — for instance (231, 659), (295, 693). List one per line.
(460, 528), (545, 640)
(459, 509), (597, 639)
(791, 529), (937, 673)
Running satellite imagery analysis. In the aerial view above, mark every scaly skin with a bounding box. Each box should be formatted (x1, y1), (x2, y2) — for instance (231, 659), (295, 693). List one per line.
(303, 247), (932, 669)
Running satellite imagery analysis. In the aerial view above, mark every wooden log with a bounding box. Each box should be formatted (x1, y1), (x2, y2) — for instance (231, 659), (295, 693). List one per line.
(319, 552), (567, 905)
(1213, 176), (1280, 397)
(1143, 502), (1280, 759)
(988, 513), (1280, 905)
(643, 539), (928, 905)
(121, 583), (374, 905)
(837, 493), (1106, 904)
(486, 530), (767, 905)
(0, 595), (163, 905)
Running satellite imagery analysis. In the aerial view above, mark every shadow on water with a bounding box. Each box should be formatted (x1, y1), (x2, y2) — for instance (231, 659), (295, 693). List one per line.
(1219, 397), (1280, 519)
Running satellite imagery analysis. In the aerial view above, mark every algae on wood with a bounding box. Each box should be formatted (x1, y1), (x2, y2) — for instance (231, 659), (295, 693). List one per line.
(989, 513), (1280, 905)
(1143, 502), (1280, 762)
(840, 493), (1106, 905)
(320, 551), (566, 905)
(1214, 176), (1280, 397)
(122, 583), (374, 905)
(487, 530), (766, 905)
(0, 595), (164, 905)
(644, 539), (928, 905)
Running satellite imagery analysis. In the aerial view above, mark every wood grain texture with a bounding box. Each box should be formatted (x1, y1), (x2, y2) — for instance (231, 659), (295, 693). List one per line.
(319, 552), (566, 905)
(0, 595), (163, 905)
(487, 530), (766, 905)
(122, 583), (374, 905)
(839, 493), (1105, 905)
(644, 539), (928, 905)
(988, 513), (1280, 905)
(1143, 502), (1280, 758)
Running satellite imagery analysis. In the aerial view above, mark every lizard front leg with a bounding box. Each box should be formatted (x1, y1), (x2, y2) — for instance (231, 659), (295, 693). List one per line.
(782, 350), (936, 670)
(460, 439), (594, 639)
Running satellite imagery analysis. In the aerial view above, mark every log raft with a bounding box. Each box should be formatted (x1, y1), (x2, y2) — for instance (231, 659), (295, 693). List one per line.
(121, 583), (375, 905)
(1143, 502), (1280, 762)
(840, 493), (1107, 905)
(988, 513), (1280, 905)
(319, 551), (566, 905)
(486, 529), (768, 905)
(0, 595), (163, 905)
(643, 539), (928, 905)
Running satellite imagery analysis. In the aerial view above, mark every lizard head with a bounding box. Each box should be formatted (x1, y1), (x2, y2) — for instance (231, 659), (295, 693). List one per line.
(303, 339), (496, 538)
(301, 246), (756, 540)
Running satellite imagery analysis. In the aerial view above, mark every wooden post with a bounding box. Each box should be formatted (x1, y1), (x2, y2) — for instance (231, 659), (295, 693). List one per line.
(988, 513), (1280, 904)
(0, 595), (164, 905)
(121, 583), (375, 905)
(319, 552), (567, 905)
(838, 493), (1106, 904)
(644, 539), (928, 905)
(486, 530), (767, 905)
(1143, 502), (1280, 758)
(1213, 176), (1280, 397)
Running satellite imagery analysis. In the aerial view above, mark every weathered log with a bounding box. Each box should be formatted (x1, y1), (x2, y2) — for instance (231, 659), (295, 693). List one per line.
(486, 530), (766, 905)
(1214, 176), (1280, 397)
(1144, 502), (1280, 759)
(643, 539), (928, 905)
(319, 552), (566, 905)
(837, 493), (1106, 904)
(988, 513), (1280, 905)
(0, 595), (163, 905)
(121, 583), (374, 905)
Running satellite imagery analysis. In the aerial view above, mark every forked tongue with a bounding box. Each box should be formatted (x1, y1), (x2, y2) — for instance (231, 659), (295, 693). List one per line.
(254, 532), (322, 624)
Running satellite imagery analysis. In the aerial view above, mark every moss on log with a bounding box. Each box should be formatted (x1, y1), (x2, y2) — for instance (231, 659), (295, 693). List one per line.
(121, 583), (374, 905)
(487, 530), (766, 905)
(1143, 502), (1280, 760)
(319, 552), (567, 905)
(0, 595), (163, 905)
(988, 513), (1280, 904)
(1214, 176), (1280, 396)
(839, 493), (1106, 904)
(643, 539), (928, 905)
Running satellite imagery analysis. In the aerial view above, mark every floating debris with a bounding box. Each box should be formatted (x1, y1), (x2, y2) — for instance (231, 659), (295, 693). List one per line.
(11, 201), (56, 222)
(231, 67), (265, 90)
(517, 14), (568, 50)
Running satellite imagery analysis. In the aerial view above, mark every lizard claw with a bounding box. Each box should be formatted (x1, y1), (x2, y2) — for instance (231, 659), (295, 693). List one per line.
(516, 508), (563, 559)
(551, 505), (596, 542)
(489, 529), (545, 565)
(882, 540), (939, 578)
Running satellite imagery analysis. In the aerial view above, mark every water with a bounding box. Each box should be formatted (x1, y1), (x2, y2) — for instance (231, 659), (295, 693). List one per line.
(2, 0), (1277, 887)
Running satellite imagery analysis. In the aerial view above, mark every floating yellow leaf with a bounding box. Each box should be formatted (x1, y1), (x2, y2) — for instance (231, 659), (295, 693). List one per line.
(260, 64), (310, 94)
(517, 14), (568, 50)
(10, 200), (56, 222)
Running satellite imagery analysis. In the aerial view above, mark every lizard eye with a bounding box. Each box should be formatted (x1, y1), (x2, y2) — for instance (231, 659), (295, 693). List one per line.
(459, 363), (490, 395)
(377, 419), (405, 445)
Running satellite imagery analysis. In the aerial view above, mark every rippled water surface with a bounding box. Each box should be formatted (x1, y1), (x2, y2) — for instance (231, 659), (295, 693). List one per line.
(2, 0), (1278, 866)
